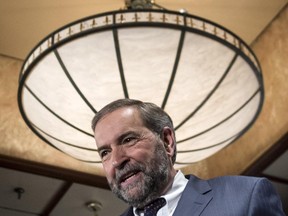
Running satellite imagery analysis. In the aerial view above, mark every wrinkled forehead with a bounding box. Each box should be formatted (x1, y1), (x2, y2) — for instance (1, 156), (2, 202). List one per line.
(99, 106), (142, 125)
(94, 107), (144, 137)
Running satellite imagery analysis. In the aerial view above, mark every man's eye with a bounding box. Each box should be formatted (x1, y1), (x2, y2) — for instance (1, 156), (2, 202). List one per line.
(99, 150), (109, 159)
(123, 136), (137, 144)
(124, 137), (133, 143)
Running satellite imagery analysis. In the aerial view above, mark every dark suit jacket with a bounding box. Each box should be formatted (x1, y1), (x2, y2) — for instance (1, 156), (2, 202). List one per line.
(120, 175), (285, 216)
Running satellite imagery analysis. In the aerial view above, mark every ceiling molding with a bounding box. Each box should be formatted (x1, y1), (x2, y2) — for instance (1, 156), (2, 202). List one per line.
(0, 155), (109, 189)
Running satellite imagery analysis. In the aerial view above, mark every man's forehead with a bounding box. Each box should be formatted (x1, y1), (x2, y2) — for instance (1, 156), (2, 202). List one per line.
(95, 106), (143, 130)
(94, 106), (145, 144)
(107, 106), (137, 119)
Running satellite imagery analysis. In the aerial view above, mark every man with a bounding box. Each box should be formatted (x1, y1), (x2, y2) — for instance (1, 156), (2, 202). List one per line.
(92, 99), (285, 216)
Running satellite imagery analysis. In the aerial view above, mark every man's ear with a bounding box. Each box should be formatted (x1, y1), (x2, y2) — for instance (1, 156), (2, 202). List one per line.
(161, 127), (175, 158)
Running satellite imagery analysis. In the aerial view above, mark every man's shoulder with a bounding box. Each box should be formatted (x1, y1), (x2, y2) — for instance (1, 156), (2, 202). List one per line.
(185, 174), (269, 194)
(208, 174), (265, 186)
(187, 174), (263, 183)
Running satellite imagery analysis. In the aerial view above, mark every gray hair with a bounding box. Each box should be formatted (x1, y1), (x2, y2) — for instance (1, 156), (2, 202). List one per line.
(91, 99), (177, 164)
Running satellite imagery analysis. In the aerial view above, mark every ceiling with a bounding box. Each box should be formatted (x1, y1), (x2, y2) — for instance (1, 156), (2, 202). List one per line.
(0, 166), (128, 216)
(0, 0), (287, 60)
(0, 0), (287, 215)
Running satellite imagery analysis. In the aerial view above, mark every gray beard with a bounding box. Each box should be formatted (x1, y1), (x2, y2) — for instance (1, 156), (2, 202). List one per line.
(109, 142), (170, 208)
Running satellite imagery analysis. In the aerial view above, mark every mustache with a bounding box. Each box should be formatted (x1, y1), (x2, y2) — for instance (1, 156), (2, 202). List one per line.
(114, 162), (144, 184)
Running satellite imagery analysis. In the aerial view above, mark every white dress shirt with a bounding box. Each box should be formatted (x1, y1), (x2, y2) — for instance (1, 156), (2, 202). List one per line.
(133, 170), (188, 216)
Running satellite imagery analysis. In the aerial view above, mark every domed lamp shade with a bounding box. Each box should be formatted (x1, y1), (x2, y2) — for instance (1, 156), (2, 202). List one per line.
(18, 7), (264, 168)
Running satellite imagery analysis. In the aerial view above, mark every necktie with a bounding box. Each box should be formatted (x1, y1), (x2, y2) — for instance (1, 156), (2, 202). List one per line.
(144, 198), (166, 216)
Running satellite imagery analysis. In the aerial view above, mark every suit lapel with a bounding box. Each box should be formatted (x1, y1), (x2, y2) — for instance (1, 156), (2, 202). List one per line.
(121, 175), (212, 216)
(172, 175), (213, 216)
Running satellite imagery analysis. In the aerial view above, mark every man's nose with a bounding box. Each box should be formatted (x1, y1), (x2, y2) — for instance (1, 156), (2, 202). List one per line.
(111, 146), (129, 169)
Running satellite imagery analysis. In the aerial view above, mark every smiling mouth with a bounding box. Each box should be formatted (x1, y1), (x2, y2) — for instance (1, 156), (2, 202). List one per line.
(120, 170), (141, 184)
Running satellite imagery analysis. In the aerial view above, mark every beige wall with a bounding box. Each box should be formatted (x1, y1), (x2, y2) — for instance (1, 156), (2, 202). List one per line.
(1, 5), (288, 181)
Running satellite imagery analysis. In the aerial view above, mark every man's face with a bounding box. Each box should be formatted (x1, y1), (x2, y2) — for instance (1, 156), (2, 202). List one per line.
(94, 107), (175, 208)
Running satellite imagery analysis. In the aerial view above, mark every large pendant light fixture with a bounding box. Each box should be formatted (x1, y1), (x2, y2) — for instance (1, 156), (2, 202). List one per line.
(18, 0), (264, 168)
